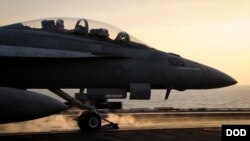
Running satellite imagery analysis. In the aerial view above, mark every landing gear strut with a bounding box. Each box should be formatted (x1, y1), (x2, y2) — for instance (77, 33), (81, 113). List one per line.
(49, 89), (119, 131)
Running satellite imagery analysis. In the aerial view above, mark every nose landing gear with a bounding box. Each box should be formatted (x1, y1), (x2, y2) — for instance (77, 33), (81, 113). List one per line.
(77, 111), (119, 130)
(49, 89), (119, 131)
(77, 112), (101, 130)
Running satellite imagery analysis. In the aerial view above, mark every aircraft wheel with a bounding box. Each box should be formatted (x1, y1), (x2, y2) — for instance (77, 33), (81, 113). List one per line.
(78, 112), (101, 131)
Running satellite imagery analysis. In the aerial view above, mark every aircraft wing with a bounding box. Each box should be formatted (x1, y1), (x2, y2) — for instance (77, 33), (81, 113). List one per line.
(0, 45), (128, 58)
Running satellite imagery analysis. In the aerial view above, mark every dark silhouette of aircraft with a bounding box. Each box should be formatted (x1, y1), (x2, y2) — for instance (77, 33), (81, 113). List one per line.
(0, 18), (237, 130)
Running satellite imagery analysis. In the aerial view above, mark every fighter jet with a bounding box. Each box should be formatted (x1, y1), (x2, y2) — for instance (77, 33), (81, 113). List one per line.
(0, 17), (237, 130)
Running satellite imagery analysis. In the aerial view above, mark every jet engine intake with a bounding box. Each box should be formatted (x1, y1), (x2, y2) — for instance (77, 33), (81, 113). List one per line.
(0, 87), (67, 123)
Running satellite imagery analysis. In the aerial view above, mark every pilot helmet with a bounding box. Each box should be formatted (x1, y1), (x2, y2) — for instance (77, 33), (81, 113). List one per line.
(102, 28), (109, 37)
(56, 19), (64, 28)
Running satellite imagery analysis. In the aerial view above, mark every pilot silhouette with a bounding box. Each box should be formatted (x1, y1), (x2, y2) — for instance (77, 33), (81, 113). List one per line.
(55, 19), (65, 32)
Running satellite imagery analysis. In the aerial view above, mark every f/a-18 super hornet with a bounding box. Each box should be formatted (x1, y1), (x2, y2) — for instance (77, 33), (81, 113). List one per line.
(0, 17), (237, 130)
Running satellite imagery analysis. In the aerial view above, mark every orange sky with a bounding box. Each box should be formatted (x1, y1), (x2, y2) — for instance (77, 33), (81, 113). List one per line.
(0, 0), (249, 85)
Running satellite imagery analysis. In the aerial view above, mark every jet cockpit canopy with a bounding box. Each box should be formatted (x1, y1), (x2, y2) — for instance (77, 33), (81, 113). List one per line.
(3, 17), (144, 45)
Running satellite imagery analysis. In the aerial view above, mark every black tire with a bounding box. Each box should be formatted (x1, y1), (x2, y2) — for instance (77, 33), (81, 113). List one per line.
(78, 112), (101, 131)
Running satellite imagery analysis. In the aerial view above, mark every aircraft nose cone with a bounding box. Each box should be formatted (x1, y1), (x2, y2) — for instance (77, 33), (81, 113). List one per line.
(201, 65), (237, 88)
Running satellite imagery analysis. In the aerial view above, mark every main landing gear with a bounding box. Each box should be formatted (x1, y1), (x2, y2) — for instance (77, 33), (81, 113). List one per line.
(49, 89), (118, 131)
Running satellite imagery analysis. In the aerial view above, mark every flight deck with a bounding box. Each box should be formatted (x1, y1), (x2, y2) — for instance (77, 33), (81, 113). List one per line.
(1, 108), (250, 141)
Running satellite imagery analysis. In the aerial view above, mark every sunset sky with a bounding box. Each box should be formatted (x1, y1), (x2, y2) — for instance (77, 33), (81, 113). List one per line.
(0, 0), (249, 85)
